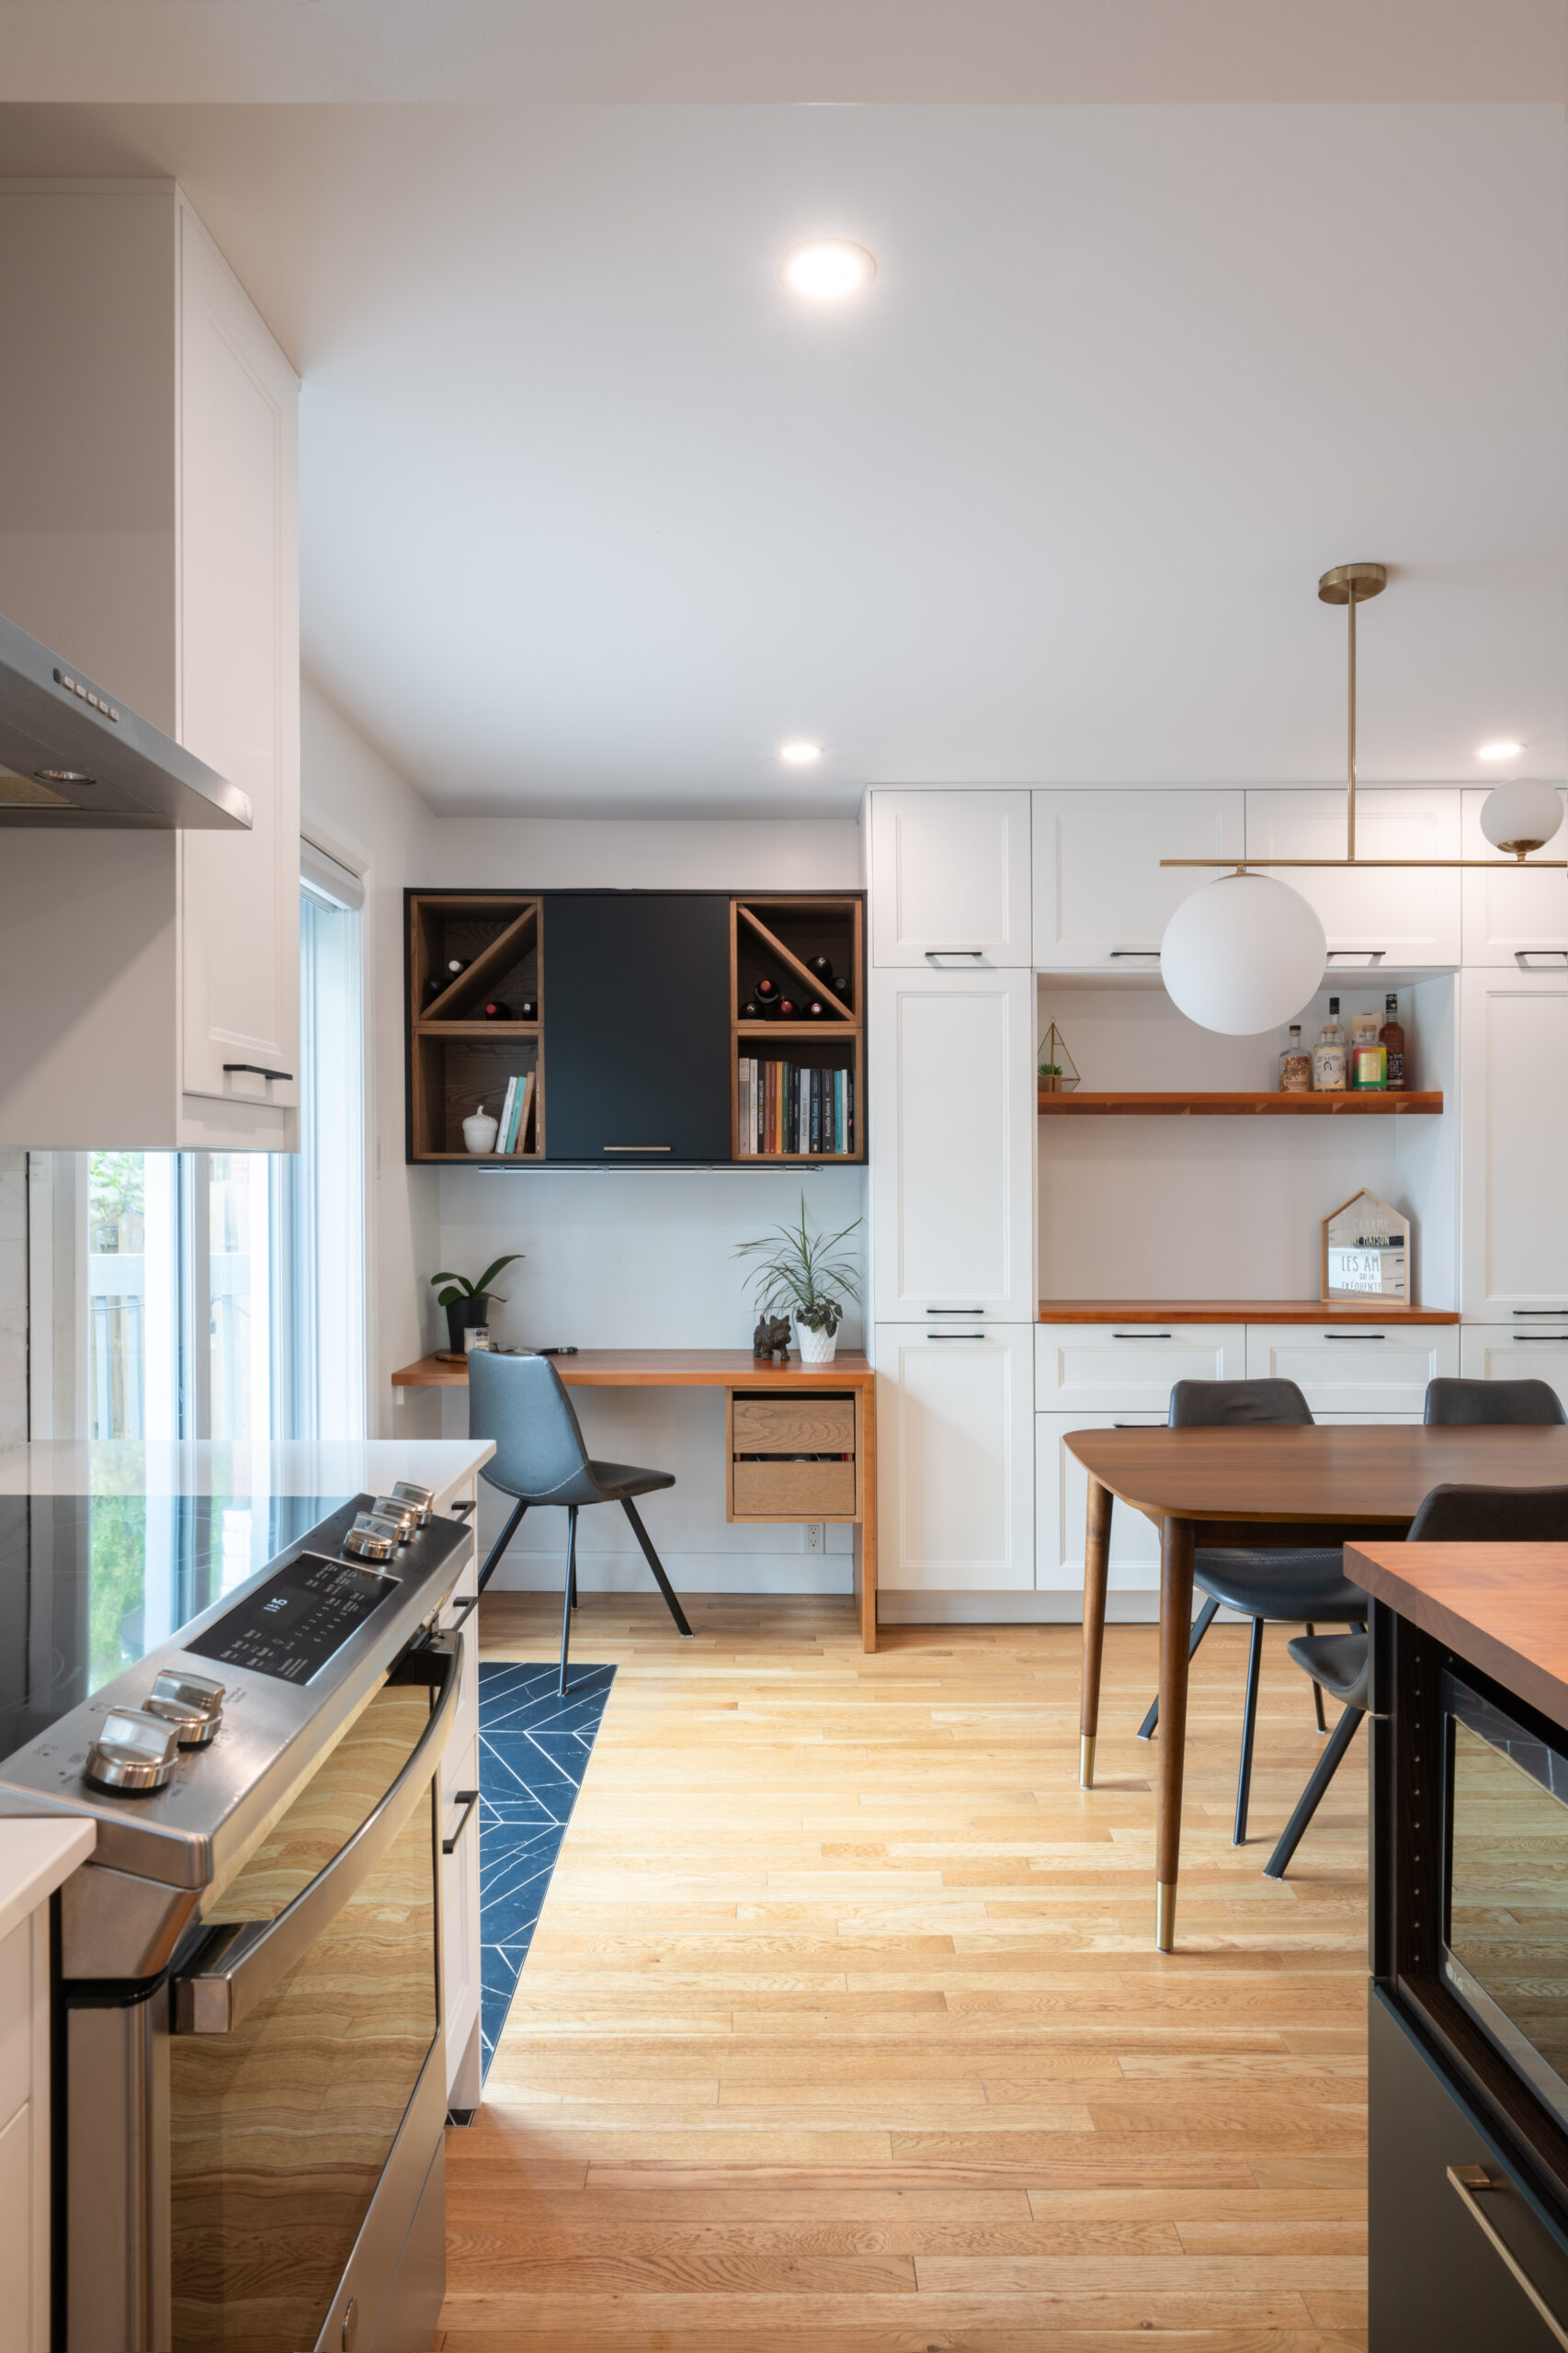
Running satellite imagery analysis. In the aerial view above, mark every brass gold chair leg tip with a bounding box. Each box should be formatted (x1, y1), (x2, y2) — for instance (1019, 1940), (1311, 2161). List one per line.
(1078, 1733), (1096, 1790)
(1155, 1881), (1176, 1951)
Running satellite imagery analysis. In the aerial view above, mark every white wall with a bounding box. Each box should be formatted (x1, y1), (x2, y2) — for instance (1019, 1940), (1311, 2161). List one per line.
(413, 811), (868, 1594)
(299, 674), (440, 1437)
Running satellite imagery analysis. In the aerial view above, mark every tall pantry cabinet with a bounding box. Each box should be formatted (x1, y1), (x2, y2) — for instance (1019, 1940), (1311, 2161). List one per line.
(867, 792), (1037, 1596)
(0, 182), (300, 1150)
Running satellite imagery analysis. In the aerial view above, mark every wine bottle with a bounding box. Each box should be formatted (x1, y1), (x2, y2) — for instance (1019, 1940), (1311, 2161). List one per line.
(518, 997), (539, 1022)
(806, 952), (835, 983)
(739, 998), (761, 1022)
(806, 998), (828, 1018)
(483, 999), (511, 1021)
(424, 955), (466, 1008)
(830, 974), (852, 1004)
(755, 975), (779, 1003)
(777, 996), (800, 1020)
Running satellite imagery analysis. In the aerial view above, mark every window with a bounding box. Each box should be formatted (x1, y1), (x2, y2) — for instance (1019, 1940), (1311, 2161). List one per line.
(80, 840), (367, 1445)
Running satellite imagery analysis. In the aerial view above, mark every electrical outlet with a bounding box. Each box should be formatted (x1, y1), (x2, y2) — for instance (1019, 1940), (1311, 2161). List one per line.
(804, 1522), (824, 1553)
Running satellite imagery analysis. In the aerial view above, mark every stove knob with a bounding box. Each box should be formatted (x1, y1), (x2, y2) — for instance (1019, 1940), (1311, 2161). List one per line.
(84, 1707), (180, 1795)
(147, 1670), (225, 1747)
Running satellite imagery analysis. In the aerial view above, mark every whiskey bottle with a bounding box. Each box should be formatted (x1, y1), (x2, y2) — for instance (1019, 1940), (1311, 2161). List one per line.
(1278, 1025), (1311, 1092)
(1312, 997), (1347, 1092)
(1380, 993), (1406, 1090)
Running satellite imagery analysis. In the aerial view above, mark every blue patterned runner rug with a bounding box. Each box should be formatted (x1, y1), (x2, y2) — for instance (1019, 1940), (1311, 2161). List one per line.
(476, 1660), (617, 2080)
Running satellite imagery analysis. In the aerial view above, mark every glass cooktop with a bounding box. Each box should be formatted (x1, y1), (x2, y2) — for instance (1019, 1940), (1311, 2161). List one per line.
(0, 1492), (352, 1761)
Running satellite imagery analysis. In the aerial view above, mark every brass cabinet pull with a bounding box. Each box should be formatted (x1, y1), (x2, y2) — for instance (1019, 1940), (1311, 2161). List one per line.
(1447, 2165), (1568, 2349)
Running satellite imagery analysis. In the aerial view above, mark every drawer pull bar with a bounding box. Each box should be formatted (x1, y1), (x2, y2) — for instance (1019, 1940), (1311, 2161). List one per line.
(1515, 949), (1568, 966)
(1447, 2165), (1568, 2349)
(1108, 949), (1162, 959)
(442, 1594), (480, 1631)
(442, 1790), (482, 1856)
(1515, 1309), (1568, 1317)
(1325, 949), (1387, 963)
(223, 1062), (294, 1082)
(1112, 1332), (1172, 1339)
(1514, 1335), (1567, 1343)
(1323, 1333), (1386, 1340)
(928, 1306), (986, 1315)
(928, 1333), (986, 1341)
(923, 949), (985, 961)
(604, 1144), (672, 1152)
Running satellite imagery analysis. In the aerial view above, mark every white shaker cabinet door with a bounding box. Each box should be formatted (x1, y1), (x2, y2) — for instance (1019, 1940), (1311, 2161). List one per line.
(875, 1324), (1034, 1590)
(869, 968), (1036, 1321)
(1036, 1411), (1164, 1596)
(1460, 1326), (1568, 1416)
(1244, 1321), (1460, 1416)
(1035, 1322), (1245, 1412)
(1459, 787), (1568, 968)
(1244, 789), (1460, 967)
(869, 790), (1031, 967)
(1031, 790), (1244, 971)
(1460, 970), (1568, 1316)
(177, 200), (301, 1114)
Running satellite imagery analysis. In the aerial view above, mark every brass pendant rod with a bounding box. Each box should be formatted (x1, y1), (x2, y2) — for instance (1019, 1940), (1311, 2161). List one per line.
(1346, 585), (1357, 862)
(1160, 857), (1566, 870)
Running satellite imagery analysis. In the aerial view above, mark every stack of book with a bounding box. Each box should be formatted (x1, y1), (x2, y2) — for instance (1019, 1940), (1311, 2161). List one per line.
(737, 1061), (854, 1155)
(493, 1070), (536, 1155)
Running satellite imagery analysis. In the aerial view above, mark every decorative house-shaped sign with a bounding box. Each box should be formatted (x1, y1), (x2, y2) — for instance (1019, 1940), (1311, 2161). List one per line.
(1320, 1188), (1411, 1307)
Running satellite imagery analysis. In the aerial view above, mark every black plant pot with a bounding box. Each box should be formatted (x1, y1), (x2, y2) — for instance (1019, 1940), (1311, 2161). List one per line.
(446, 1296), (490, 1355)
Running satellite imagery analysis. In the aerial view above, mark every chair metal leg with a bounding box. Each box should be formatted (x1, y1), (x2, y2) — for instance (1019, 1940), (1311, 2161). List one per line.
(1264, 1704), (1364, 1880)
(1139, 1596), (1219, 1741)
(477, 1496), (528, 1593)
(1233, 1617), (1265, 1846)
(558, 1506), (578, 1698)
(1304, 1623), (1327, 1733)
(619, 1496), (693, 1636)
(570, 1559), (578, 1610)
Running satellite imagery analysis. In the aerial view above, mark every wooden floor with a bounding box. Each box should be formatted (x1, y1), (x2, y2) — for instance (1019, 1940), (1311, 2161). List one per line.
(436, 1596), (1369, 2351)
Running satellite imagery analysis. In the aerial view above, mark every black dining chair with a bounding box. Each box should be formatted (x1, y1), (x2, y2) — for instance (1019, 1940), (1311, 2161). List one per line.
(467, 1349), (693, 1695)
(1425, 1375), (1567, 1427)
(1266, 1480), (1568, 1879)
(1137, 1378), (1369, 1846)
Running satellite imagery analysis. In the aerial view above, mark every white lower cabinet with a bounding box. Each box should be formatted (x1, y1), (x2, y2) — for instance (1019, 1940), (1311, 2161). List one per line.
(1035, 1410), (1163, 1594)
(1035, 1322), (1244, 1413)
(874, 1324), (1034, 1590)
(1460, 1326), (1568, 1416)
(1244, 1323), (1460, 1416)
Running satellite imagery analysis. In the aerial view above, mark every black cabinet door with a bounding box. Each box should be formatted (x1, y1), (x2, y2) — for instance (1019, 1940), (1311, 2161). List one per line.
(543, 893), (732, 1163)
(1371, 1989), (1568, 2352)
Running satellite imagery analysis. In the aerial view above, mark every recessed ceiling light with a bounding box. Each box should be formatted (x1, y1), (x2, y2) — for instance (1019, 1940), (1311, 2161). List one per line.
(1477, 740), (1525, 761)
(779, 741), (822, 766)
(780, 242), (875, 301)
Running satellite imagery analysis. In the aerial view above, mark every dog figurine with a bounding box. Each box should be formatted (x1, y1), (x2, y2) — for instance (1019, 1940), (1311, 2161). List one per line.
(752, 1313), (792, 1360)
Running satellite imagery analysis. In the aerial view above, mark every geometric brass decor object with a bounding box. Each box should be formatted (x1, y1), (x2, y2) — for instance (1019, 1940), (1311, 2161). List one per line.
(1037, 1021), (1080, 1094)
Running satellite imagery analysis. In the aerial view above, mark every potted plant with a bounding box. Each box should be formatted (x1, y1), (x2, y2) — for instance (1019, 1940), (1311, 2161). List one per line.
(429, 1254), (524, 1356)
(733, 1196), (862, 1365)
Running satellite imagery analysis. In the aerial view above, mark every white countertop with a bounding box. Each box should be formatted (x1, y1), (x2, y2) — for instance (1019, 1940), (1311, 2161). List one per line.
(0, 1439), (494, 1506)
(0, 1818), (96, 1945)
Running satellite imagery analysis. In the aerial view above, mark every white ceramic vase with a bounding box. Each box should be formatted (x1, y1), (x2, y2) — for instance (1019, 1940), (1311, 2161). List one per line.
(462, 1107), (499, 1155)
(796, 1320), (837, 1365)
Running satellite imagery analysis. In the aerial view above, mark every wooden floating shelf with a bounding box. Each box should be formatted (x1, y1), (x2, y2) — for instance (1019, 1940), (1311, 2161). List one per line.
(415, 1020), (540, 1039)
(737, 1021), (863, 1040)
(1038, 1089), (1444, 1116)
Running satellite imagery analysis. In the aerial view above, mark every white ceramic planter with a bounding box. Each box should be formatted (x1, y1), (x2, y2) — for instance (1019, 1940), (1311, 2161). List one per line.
(796, 1321), (837, 1365)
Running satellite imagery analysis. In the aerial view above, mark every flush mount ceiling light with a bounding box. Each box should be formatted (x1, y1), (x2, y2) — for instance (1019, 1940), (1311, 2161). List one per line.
(780, 242), (875, 300)
(1157, 563), (1565, 1037)
(779, 740), (823, 766)
(1477, 740), (1525, 761)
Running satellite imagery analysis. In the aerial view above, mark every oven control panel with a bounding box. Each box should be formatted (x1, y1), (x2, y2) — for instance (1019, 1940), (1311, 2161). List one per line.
(185, 1552), (401, 1685)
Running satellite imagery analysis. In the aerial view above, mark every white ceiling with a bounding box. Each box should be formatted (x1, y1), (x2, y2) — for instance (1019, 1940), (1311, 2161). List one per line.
(0, 97), (1563, 815)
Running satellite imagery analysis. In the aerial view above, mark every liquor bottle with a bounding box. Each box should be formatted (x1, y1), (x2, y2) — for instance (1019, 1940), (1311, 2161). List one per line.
(1350, 1012), (1387, 1090)
(806, 953), (835, 983)
(1380, 993), (1406, 1090)
(483, 999), (511, 1021)
(1312, 997), (1346, 1092)
(755, 976), (779, 1006)
(1278, 1025), (1311, 1092)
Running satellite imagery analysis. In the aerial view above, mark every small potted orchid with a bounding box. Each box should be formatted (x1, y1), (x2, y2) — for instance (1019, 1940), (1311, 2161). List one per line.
(428, 1253), (523, 1357)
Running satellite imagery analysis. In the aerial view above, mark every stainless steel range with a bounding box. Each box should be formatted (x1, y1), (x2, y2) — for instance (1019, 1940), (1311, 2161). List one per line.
(0, 1486), (472, 2353)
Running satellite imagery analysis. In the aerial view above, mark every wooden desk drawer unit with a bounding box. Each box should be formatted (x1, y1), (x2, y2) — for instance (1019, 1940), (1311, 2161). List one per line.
(728, 1391), (861, 1521)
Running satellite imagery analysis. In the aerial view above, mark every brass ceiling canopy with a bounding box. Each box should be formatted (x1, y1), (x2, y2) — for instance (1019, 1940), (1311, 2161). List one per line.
(1161, 562), (1564, 874)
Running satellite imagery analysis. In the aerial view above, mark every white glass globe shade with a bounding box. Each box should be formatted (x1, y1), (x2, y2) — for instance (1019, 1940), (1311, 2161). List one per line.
(1160, 874), (1327, 1036)
(1479, 777), (1563, 855)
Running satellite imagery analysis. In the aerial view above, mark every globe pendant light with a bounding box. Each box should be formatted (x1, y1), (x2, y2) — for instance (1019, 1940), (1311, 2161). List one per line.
(1479, 775), (1563, 857)
(1160, 871), (1326, 1036)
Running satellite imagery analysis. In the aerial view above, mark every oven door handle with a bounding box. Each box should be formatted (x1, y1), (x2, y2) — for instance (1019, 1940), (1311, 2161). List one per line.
(170, 1637), (461, 2037)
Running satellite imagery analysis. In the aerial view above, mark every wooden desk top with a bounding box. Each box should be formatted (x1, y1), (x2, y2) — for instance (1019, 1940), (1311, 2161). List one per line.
(1348, 1541), (1568, 1730)
(1039, 1299), (1460, 1324)
(392, 1348), (874, 1390)
(1065, 1424), (1568, 1526)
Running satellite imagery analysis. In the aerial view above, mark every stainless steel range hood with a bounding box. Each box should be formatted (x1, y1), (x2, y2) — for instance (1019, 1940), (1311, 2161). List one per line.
(0, 609), (252, 830)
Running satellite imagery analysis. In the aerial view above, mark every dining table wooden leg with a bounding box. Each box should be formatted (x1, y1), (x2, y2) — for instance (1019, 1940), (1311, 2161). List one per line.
(1079, 1476), (1113, 1789)
(1155, 1514), (1197, 1952)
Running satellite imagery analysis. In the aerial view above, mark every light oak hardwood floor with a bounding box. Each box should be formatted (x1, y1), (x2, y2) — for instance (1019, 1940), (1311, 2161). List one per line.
(436, 1596), (1368, 2351)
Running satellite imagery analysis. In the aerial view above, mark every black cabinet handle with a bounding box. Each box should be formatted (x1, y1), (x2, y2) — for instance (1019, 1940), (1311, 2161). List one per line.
(442, 1790), (481, 1856)
(223, 1063), (293, 1082)
(1109, 949), (1162, 960)
(928, 1332), (986, 1340)
(1112, 1332), (1172, 1340)
(1324, 1333), (1386, 1340)
(1515, 949), (1568, 967)
(1514, 1335), (1567, 1343)
(1325, 949), (1387, 963)
(1448, 2166), (1568, 2349)
(923, 949), (985, 961)
(449, 1497), (476, 1517)
(928, 1306), (986, 1315)
(442, 1594), (479, 1630)
(1514, 1309), (1568, 1317)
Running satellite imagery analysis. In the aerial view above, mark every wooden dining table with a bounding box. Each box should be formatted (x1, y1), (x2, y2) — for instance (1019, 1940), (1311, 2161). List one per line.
(1066, 1422), (1568, 1952)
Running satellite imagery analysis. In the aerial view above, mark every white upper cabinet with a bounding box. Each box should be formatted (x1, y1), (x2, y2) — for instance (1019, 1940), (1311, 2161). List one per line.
(1031, 790), (1245, 970)
(874, 1324), (1035, 1590)
(0, 184), (298, 1150)
(1460, 968), (1568, 1316)
(1459, 787), (1568, 969)
(1244, 789), (1461, 968)
(869, 968), (1037, 1321)
(869, 790), (1031, 967)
